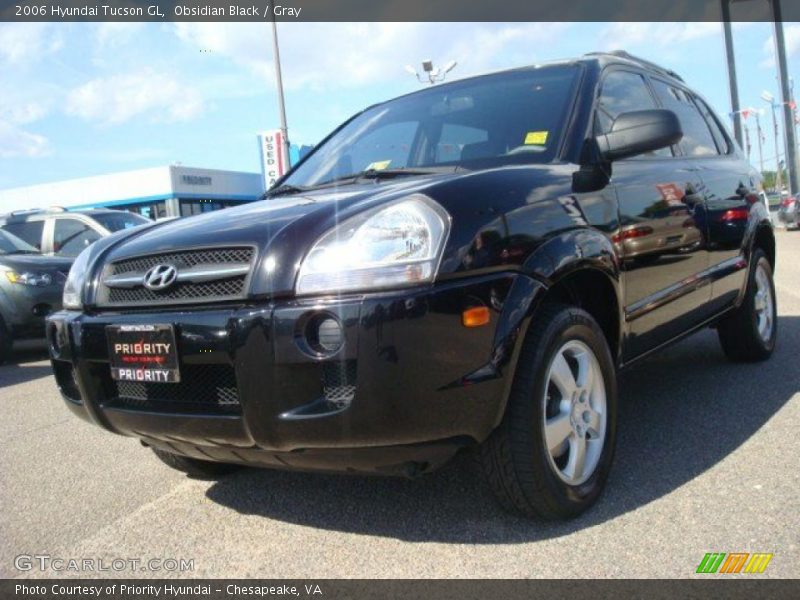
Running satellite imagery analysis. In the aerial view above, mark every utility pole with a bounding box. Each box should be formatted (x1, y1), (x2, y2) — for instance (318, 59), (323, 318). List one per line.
(270, 15), (291, 172)
(763, 92), (783, 192)
(755, 111), (765, 175)
(721, 7), (743, 147)
(771, 0), (799, 195)
(744, 124), (751, 159)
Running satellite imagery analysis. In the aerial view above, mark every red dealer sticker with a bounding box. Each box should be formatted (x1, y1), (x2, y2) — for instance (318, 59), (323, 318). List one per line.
(106, 324), (180, 383)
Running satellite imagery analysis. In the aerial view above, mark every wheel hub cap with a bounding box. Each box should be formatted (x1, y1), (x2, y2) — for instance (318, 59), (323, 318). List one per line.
(543, 340), (607, 486)
(754, 263), (774, 343)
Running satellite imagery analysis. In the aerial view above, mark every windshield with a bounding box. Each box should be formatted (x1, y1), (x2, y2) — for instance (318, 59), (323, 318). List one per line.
(281, 64), (581, 189)
(0, 228), (40, 255)
(92, 211), (150, 232)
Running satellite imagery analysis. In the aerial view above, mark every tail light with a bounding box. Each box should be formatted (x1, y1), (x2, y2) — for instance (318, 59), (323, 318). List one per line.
(781, 196), (796, 208)
(611, 225), (653, 243)
(719, 208), (749, 222)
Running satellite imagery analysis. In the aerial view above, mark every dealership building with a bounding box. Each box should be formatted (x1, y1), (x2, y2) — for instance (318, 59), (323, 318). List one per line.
(0, 165), (267, 219)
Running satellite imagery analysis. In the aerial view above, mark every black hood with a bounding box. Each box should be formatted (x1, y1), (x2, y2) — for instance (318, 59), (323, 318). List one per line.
(94, 164), (574, 299)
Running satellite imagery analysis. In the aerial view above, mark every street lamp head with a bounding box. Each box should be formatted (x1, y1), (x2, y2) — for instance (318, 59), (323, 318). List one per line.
(761, 91), (775, 103)
(404, 65), (418, 76)
(443, 60), (458, 74)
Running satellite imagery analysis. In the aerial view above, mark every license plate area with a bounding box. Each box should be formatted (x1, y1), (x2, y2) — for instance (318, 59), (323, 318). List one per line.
(106, 324), (180, 383)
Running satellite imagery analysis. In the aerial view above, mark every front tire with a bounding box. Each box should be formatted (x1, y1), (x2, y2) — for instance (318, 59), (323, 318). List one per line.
(151, 447), (240, 479)
(717, 248), (777, 362)
(480, 303), (617, 519)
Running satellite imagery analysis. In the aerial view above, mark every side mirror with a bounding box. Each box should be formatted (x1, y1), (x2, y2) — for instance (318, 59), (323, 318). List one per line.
(595, 109), (682, 162)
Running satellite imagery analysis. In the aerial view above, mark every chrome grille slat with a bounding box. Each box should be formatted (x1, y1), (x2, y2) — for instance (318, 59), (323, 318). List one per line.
(97, 247), (255, 307)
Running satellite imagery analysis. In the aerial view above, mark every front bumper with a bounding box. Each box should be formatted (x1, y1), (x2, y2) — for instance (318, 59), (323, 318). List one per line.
(47, 273), (539, 475)
(0, 283), (63, 339)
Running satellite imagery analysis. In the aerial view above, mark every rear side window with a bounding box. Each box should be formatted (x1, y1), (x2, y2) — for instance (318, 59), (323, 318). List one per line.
(693, 97), (730, 155)
(1, 220), (44, 250)
(651, 79), (719, 157)
(53, 218), (102, 257)
(596, 70), (671, 157)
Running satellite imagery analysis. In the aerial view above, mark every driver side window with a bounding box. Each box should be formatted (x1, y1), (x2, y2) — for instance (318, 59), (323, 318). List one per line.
(596, 70), (673, 158)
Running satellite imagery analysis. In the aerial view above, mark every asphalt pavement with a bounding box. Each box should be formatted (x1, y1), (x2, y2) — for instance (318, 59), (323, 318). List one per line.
(1, 231), (798, 579)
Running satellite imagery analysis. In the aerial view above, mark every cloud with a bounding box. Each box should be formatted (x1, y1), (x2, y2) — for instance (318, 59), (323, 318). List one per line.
(0, 23), (63, 66)
(3, 101), (49, 125)
(65, 70), (204, 125)
(0, 119), (51, 158)
(597, 22), (721, 52)
(760, 24), (800, 69)
(172, 22), (572, 91)
(94, 22), (146, 48)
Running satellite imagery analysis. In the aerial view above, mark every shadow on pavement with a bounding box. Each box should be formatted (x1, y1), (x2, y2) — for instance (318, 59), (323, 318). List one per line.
(0, 340), (53, 389)
(205, 316), (799, 542)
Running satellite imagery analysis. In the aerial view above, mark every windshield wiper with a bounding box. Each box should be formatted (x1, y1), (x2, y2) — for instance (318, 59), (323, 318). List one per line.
(355, 166), (456, 182)
(265, 183), (308, 198)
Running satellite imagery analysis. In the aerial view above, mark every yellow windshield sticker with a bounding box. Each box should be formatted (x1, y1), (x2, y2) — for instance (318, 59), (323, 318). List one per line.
(524, 131), (549, 145)
(365, 160), (392, 171)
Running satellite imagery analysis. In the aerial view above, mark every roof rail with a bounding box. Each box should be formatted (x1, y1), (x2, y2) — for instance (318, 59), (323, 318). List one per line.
(584, 50), (684, 82)
(6, 206), (67, 218)
(8, 208), (45, 217)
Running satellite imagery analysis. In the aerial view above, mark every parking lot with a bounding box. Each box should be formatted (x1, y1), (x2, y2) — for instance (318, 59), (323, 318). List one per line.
(1, 230), (798, 579)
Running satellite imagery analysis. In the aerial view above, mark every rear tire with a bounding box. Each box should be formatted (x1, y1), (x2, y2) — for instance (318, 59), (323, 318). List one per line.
(717, 249), (776, 362)
(479, 303), (617, 519)
(151, 447), (240, 479)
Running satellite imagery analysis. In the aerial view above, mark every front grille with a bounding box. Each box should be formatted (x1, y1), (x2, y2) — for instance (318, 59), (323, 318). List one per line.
(111, 248), (253, 275)
(322, 360), (357, 408)
(98, 247), (254, 307)
(107, 278), (246, 304)
(104, 364), (241, 415)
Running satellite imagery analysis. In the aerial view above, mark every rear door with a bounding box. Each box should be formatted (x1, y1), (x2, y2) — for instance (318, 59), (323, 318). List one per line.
(650, 79), (754, 312)
(596, 68), (712, 360)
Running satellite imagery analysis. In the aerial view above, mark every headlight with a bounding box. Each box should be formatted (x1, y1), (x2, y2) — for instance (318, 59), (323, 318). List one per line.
(5, 271), (53, 286)
(62, 246), (92, 310)
(296, 195), (450, 296)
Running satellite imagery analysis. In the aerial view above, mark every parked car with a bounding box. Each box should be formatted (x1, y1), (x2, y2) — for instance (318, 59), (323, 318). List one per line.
(0, 229), (72, 362)
(0, 207), (150, 258)
(777, 194), (798, 228)
(47, 51), (776, 519)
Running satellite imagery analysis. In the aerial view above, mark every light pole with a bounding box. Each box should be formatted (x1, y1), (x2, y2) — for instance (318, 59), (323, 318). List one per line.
(762, 91), (783, 193)
(754, 110), (765, 176)
(405, 59), (458, 85)
(270, 16), (291, 172)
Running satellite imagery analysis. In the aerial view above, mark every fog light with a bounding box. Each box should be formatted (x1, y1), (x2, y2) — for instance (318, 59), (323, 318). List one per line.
(304, 313), (344, 355)
(317, 318), (344, 352)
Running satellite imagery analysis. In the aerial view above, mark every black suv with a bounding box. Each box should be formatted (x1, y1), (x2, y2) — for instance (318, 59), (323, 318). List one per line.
(47, 52), (776, 519)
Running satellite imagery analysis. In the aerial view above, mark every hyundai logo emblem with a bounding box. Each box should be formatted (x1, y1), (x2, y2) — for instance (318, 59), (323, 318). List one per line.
(143, 264), (178, 291)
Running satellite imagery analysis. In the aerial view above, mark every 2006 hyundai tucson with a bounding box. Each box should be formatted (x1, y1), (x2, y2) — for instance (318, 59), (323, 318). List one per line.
(48, 52), (776, 519)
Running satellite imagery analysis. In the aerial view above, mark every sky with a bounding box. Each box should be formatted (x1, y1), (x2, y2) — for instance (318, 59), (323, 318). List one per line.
(0, 20), (798, 190)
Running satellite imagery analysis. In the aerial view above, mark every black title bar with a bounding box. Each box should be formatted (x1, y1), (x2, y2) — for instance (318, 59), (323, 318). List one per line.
(1, 0), (799, 22)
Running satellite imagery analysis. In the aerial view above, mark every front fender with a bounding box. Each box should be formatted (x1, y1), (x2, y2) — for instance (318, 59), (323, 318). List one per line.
(522, 227), (620, 286)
